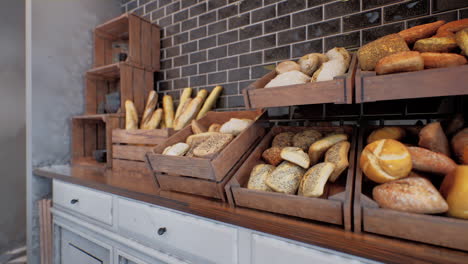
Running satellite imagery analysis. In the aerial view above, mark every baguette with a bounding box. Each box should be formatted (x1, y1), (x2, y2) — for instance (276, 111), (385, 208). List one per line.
(421, 52), (467, 69)
(196, 86), (223, 120)
(298, 162), (335, 197)
(173, 94), (205, 130)
(324, 141), (350, 182)
(308, 134), (348, 165)
(140, 91), (158, 127)
(375, 51), (424, 75)
(141, 108), (163, 130)
(413, 37), (458, 53)
(280, 147), (310, 169)
(266, 161), (305, 194)
(175, 88), (192, 120)
(247, 164), (275, 191)
(398, 20), (445, 44)
(125, 100), (138, 130)
(163, 95), (175, 128)
(407, 146), (457, 175)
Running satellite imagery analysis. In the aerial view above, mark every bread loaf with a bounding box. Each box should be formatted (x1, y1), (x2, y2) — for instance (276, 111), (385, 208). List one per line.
(298, 162), (335, 197)
(373, 176), (448, 214)
(191, 120), (207, 134)
(280, 147), (310, 169)
(173, 92), (205, 130)
(440, 166), (468, 219)
(247, 164), (275, 192)
(266, 161), (305, 194)
(140, 91), (158, 127)
(196, 85), (223, 120)
(375, 51), (424, 75)
(163, 95), (175, 128)
(292, 129), (322, 151)
(436, 18), (468, 37)
(418, 122), (450, 156)
(311, 59), (347, 82)
(272, 132), (295, 148)
(219, 118), (253, 136)
(398, 20), (445, 44)
(326, 47), (351, 69)
(276, 61), (301, 74)
(125, 100), (139, 130)
(445, 113), (464, 136)
(193, 133), (234, 158)
(324, 141), (350, 182)
(357, 34), (410, 71)
(185, 132), (219, 157)
(174, 88), (192, 120)
(265, 70), (311, 88)
(308, 134), (348, 165)
(367, 126), (406, 144)
(421, 52), (467, 68)
(456, 28), (468, 55)
(413, 37), (458, 53)
(407, 146), (457, 175)
(208, 123), (221, 132)
(452, 128), (468, 164)
(163, 143), (189, 156)
(141, 108), (163, 129)
(360, 139), (412, 183)
(262, 147), (283, 166)
(298, 53), (327, 76)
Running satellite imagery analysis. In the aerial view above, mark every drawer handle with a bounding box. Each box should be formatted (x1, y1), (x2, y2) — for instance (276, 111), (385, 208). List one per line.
(157, 227), (167, 236)
(70, 199), (79, 204)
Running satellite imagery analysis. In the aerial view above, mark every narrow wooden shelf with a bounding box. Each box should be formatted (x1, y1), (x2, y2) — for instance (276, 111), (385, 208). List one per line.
(87, 63), (121, 80)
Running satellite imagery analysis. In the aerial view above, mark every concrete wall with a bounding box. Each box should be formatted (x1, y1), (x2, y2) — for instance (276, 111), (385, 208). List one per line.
(0, 0), (26, 254)
(27, 0), (120, 262)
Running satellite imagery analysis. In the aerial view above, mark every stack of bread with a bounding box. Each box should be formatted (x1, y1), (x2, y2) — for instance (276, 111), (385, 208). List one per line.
(358, 19), (468, 75)
(359, 119), (468, 219)
(124, 86), (223, 130)
(161, 117), (253, 158)
(264, 47), (351, 88)
(247, 128), (351, 198)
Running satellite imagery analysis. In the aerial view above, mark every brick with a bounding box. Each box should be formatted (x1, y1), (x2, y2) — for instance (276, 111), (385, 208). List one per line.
(229, 13), (250, 29)
(240, 0), (262, 13)
(190, 26), (207, 40)
(174, 78), (189, 90)
(174, 32), (189, 45)
(265, 0), (282, 4)
(362, 23), (404, 45)
(165, 23), (180, 36)
(159, 0), (171, 8)
(190, 75), (207, 86)
(199, 35), (217, 50)
(199, 10), (217, 26)
(218, 30), (239, 45)
(174, 9), (188, 22)
(460, 8), (468, 19)
(278, 27), (306, 45)
(240, 51), (263, 67)
(217, 96), (228, 108)
(362, 0), (404, 10)
(166, 1), (180, 15)
(292, 39), (322, 57)
(252, 64), (274, 78)
(406, 11), (458, 28)
(160, 59), (172, 69)
(151, 8), (165, 21)
(166, 68), (180, 79)
(239, 80), (253, 92)
(162, 37), (172, 48)
(208, 72), (227, 84)
(190, 2), (207, 17)
(264, 15), (291, 34)
(209, 0), (227, 10)
(208, 20), (227, 35)
(199, 61), (217, 73)
(158, 16), (172, 27)
(127, 0), (138, 10)
(218, 57), (239, 70)
(278, 0), (307, 16)
(145, 2), (158, 13)
(240, 24), (263, 40)
(343, 9), (382, 32)
(165, 90), (181, 100)
(433, 0), (468, 13)
(292, 6), (322, 27)
(228, 95), (245, 108)
(307, 18), (340, 39)
(384, 0), (429, 23)
(325, 0), (360, 19)
(228, 40), (250, 55)
(219, 83), (238, 95)
(208, 46), (228, 59)
(218, 4), (238, 19)
(264, 46), (290, 62)
(132, 6), (144, 16)
(166, 46), (180, 57)
(252, 5), (276, 23)
(158, 80), (172, 91)
(228, 68), (250, 82)
(324, 31), (360, 51)
(182, 0), (197, 8)
(182, 41), (197, 54)
(182, 17), (198, 31)
(182, 65), (197, 76)
(190, 50), (207, 63)
(173, 55), (188, 67)
(252, 34), (276, 51)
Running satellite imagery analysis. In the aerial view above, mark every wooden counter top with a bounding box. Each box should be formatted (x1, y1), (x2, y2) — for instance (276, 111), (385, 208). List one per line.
(35, 165), (468, 264)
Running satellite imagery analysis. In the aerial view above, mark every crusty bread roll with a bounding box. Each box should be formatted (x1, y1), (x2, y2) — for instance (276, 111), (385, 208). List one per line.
(208, 123), (221, 132)
(418, 122), (450, 156)
(262, 147), (283, 166)
(265, 70), (311, 88)
(219, 118), (253, 136)
(407, 146), (457, 175)
(276, 61), (301, 74)
(292, 129), (322, 151)
(452, 128), (468, 164)
(413, 37), (458, 53)
(298, 53), (328, 76)
(360, 139), (412, 183)
(367, 126), (406, 144)
(421, 52), (467, 69)
(324, 141), (350, 182)
(375, 51), (424, 75)
(373, 176), (448, 214)
(185, 132), (219, 157)
(193, 133), (234, 158)
(298, 162), (335, 197)
(436, 18), (468, 38)
(440, 166), (468, 219)
(326, 47), (351, 69)
(280, 147), (310, 169)
(357, 34), (410, 71)
(266, 161), (305, 194)
(456, 28), (468, 55)
(125, 100), (139, 130)
(163, 143), (189, 156)
(272, 132), (295, 148)
(191, 120), (207, 134)
(308, 134), (348, 165)
(398, 20), (445, 44)
(247, 164), (275, 192)
(311, 59), (347, 82)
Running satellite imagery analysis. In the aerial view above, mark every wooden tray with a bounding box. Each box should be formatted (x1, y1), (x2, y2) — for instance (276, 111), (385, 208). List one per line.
(146, 110), (266, 182)
(354, 126), (468, 251)
(225, 125), (356, 230)
(355, 63), (468, 103)
(243, 54), (356, 109)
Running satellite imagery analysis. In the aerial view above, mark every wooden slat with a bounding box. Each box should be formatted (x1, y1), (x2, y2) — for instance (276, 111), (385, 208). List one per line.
(96, 79), (107, 114)
(85, 78), (97, 114)
(104, 38), (113, 65)
(129, 14), (141, 68)
(133, 67), (146, 115)
(72, 119), (85, 159)
(84, 122), (97, 157)
(113, 144), (153, 161)
(151, 24), (161, 71)
(97, 122), (106, 150)
(110, 159), (158, 195)
(94, 32), (105, 67)
(39, 200), (45, 264)
(112, 128), (174, 145)
(95, 13), (129, 37)
(120, 63), (134, 112)
(157, 173), (224, 199)
(141, 20), (152, 69)
(105, 115), (121, 168)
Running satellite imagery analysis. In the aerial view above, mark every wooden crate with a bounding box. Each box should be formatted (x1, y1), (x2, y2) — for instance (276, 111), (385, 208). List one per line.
(85, 62), (154, 115)
(71, 114), (123, 169)
(94, 13), (160, 71)
(355, 63), (468, 103)
(354, 126), (468, 251)
(243, 54), (356, 109)
(146, 110), (266, 182)
(225, 126), (356, 230)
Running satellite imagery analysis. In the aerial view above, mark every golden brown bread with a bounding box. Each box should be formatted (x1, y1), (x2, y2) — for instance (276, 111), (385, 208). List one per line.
(298, 162), (335, 197)
(324, 141), (350, 182)
(440, 166), (468, 219)
(140, 91), (158, 127)
(185, 132), (220, 157)
(276, 61), (301, 74)
(298, 53), (328, 75)
(456, 28), (468, 54)
(196, 85), (223, 120)
(191, 120), (207, 134)
(125, 100), (139, 130)
(193, 133), (234, 158)
(292, 130), (322, 151)
(208, 123), (221, 132)
(141, 108), (163, 129)
(452, 128), (468, 164)
(266, 161), (305, 194)
(367, 127), (406, 144)
(272, 132), (295, 148)
(357, 34), (410, 71)
(375, 51), (424, 75)
(413, 37), (458, 53)
(398, 20), (445, 44)
(308, 134), (348, 165)
(280, 147), (310, 169)
(247, 164), (275, 191)
(163, 143), (189, 156)
(262, 147), (283, 166)
(418, 122), (450, 156)
(373, 176), (448, 214)
(420, 52), (467, 68)
(407, 146), (457, 175)
(436, 18), (468, 37)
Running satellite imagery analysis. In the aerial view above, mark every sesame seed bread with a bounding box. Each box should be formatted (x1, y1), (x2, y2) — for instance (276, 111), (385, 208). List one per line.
(324, 141), (350, 182)
(266, 161), (305, 194)
(247, 164), (275, 192)
(308, 133), (348, 165)
(298, 162), (335, 198)
(280, 147), (310, 169)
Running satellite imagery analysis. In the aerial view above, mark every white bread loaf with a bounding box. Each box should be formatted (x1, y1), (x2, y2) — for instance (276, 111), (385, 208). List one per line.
(163, 143), (189, 156)
(265, 70), (310, 88)
(280, 147), (310, 169)
(247, 164), (275, 191)
(219, 118), (253, 136)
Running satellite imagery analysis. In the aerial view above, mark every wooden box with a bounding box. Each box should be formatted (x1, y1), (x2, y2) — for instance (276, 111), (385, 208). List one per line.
(71, 114), (123, 169)
(354, 126), (468, 251)
(225, 126), (356, 230)
(243, 55), (356, 109)
(94, 13), (160, 71)
(86, 62), (154, 115)
(355, 63), (468, 103)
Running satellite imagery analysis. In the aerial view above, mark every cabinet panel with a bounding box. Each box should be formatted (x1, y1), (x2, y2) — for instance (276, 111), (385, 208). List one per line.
(60, 228), (110, 264)
(64, 244), (103, 264)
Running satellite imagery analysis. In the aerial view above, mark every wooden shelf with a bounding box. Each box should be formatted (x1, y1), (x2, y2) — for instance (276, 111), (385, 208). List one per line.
(87, 63), (121, 80)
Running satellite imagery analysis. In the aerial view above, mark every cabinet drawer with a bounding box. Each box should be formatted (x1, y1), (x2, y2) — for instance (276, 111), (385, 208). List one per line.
(53, 180), (113, 225)
(117, 198), (238, 264)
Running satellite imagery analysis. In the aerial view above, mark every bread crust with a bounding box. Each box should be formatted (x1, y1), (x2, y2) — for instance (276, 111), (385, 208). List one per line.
(266, 161), (305, 194)
(357, 34), (410, 71)
(308, 134), (348, 165)
(292, 130), (322, 151)
(407, 146), (457, 175)
(324, 141), (350, 182)
(367, 127), (406, 144)
(276, 61), (300, 74)
(421, 52), (467, 68)
(413, 37), (458, 53)
(440, 166), (468, 219)
(272, 132), (295, 148)
(298, 162), (335, 197)
(247, 164), (275, 191)
(398, 20), (445, 44)
(452, 128), (468, 164)
(418, 122), (450, 156)
(456, 28), (468, 54)
(280, 147), (310, 169)
(262, 147), (283, 166)
(375, 51), (424, 75)
(436, 18), (468, 37)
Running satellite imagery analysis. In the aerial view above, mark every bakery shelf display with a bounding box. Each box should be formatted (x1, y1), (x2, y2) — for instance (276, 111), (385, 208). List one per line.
(354, 125), (468, 251)
(225, 126), (356, 230)
(94, 13), (160, 71)
(243, 49), (356, 109)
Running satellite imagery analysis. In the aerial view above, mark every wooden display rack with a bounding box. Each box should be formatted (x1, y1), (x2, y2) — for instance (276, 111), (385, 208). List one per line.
(94, 13), (160, 71)
(243, 55), (356, 109)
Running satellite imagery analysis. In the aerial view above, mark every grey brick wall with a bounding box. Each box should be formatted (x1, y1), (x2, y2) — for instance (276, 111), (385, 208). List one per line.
(121, 0), (468, 110)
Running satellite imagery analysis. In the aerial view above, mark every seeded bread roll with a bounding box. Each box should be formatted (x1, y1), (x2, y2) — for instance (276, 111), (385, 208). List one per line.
(373, 176), (448, 214)
(413, 37), (458, 53)
(375, 51), (424, 75)
(272, 132), (295, 148)
(276, 61), (301, 74)
(298, 162), (335, 197)
(420, 52), (467, 69)
(456, 28), (468, 55)
(193, 133), (234, 158)
(266, 161), (305, 194)
(357, 34), (410, 71)
(262, 147), (283, 166)
(324, 141), (350, 182)
(452, 128), (468, 164)
(185, 132), (222, 157)
(292, 129), (322, 151)
(367, 126), (406, 144)
(247, 164), (275, 191)
(308, 134), (348, 165)
(280, 147), (310, 169)
(398, 20), (445, 44)
(163, 143), (189, 156)
(419, 122), (450, 156)
(407, 146), (457, 175)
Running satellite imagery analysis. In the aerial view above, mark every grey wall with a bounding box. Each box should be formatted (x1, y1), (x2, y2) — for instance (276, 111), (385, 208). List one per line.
(27, 0), (120, 263)
(0, 0), (26, 254)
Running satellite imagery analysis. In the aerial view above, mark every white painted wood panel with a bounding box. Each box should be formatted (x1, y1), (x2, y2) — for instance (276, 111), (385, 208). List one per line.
(60, 228), (111, 264)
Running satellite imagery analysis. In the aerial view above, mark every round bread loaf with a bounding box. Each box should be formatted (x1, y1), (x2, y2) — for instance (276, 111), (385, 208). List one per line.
(367, 126), (406, 144)
(293, 129), (322, 151)
(272, 132), (295, 148)
(298, 53), (328, 76)
(357, 34), (410, 71)
(452, 128), (468, 164)
(276, 61), (301, 74)
(247, 164), (275, 192)
(419, 122), (450, 156)
(360, 139), (412, 183)
(262, 147), (283, 166)
(440, 166), (468, 219)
